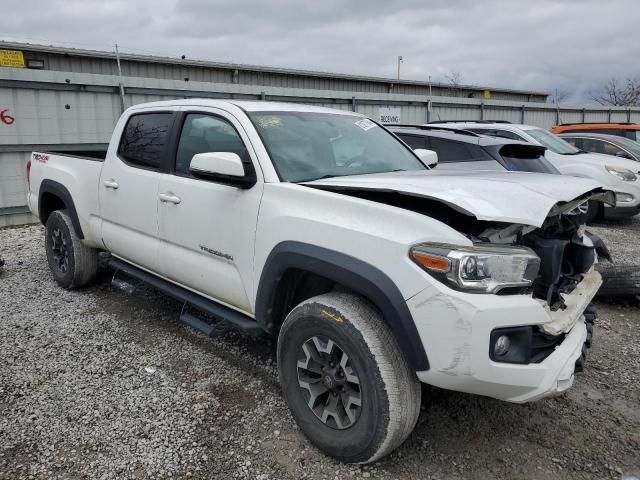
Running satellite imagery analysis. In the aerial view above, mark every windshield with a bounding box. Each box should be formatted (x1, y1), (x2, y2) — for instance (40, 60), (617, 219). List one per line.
(527, 128), (580, 155)
(615, 136), (640, 155)
(248, 112), (426, 182)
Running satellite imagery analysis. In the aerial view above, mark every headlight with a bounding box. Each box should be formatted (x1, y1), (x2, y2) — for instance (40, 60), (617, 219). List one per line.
(606, 165), (637, 182)
(410, 243), (540, 293)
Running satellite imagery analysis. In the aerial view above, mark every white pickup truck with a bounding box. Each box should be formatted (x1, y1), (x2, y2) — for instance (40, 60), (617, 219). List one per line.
(27, 100), (613, 463)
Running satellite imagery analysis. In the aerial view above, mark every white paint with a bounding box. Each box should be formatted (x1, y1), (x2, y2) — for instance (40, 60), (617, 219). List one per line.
(430, 121), (640, 214)
(306, 169), (606, 227)
(27, 99), (610, 426)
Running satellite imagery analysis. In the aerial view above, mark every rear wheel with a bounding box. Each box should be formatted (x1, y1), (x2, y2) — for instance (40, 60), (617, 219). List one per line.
(45, 210), (98, 289)
(277, 293), (421, 463)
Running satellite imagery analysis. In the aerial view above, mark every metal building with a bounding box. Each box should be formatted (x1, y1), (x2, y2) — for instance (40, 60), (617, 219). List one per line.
(0, 41), (549, 102)
(1, 41), (640, 226)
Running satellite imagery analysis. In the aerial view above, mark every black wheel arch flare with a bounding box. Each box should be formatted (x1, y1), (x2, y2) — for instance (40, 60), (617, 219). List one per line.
(38, 179), (84, 239)
(255, 241), (429, 371)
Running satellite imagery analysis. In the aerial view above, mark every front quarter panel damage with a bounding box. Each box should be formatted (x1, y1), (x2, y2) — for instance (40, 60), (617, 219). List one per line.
(409, 284), (479, 377)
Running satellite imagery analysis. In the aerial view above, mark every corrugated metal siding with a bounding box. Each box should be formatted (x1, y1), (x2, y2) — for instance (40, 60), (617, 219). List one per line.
(0, 88), (121, 145)
(0, 151), (29, 209)
(432, 105), (482, 121)
(484, 108), (523, 124)
(22, 49), (548, 102)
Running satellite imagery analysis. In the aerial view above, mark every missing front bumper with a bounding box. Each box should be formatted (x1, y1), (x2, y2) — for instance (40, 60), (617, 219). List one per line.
(540, 270), (602, 336)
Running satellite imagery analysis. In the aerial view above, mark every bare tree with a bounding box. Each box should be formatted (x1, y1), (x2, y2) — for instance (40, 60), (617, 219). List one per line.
(591, 78), (640, 106)
(444, 71), (465, 97)
(550, 88), (570, 104)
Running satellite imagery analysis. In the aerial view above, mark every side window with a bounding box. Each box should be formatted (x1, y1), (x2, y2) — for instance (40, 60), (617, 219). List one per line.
(428, 137), (485, 162)
(471, 128), (496, 137)
(175, 114), (249, 176)
(397, 134), (427, 150)
(602, 142), (631, 158)
(580, 138), (608, 155)
(118, 113), (174, 170)
(494, 129), (525, 141)
(563, 137), (581, 149)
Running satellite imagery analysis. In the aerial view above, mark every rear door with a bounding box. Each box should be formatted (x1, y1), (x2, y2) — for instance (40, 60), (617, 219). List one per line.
(157, 108), (263, 314)
(99, 111), (176, 272)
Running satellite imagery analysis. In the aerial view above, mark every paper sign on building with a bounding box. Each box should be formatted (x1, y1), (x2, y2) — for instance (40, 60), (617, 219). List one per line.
(379, 107), (401, 124)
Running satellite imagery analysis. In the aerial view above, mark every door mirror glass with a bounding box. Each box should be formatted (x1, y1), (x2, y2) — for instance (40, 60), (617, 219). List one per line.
(414, 148), (438, 168)
(190, 152), (245, 177)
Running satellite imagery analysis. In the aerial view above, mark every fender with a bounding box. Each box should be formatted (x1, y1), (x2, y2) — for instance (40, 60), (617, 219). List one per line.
(256, 241), (429, 371)
(38, 179), (84, 239)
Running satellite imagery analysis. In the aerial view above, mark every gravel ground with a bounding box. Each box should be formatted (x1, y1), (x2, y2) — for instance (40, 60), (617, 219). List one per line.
(1, 224), (639, 480)
(590, 215), (640, 266)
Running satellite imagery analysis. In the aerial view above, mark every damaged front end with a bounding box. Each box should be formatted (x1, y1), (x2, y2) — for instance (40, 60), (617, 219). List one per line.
(469, 192), (614, 367)
(406, 189), (614, 369)
(477, 192), (613, 316)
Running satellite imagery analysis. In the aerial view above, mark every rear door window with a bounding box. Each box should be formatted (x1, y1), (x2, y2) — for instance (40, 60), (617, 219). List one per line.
(396, 134), (427, 150)
(428, 137), (489, 163)
(469, 128), (526, 141)
(118, 113), (174, 170)
(563, 137), (582, 149)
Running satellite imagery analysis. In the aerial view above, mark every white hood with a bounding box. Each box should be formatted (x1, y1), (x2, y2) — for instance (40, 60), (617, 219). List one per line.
(548, 150), (640, 172)
(305, 170), (613, 227)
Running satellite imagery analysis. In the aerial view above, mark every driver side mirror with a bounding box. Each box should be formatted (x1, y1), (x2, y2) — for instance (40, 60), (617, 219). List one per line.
(414, 148), (438, 168)
(189, 152), (256, 189)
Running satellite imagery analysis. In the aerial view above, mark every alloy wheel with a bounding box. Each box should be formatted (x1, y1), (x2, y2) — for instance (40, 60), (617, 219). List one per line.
(297, 335), (362, 430)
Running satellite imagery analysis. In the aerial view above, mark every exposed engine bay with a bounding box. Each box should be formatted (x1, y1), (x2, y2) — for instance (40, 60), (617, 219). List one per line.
(478, 204), (600, 311)
(311, 186), (613, 312)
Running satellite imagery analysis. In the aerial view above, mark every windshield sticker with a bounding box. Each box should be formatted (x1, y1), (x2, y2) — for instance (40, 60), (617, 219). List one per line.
(355, 118), (377, 131)
(257, 115), (282, 129)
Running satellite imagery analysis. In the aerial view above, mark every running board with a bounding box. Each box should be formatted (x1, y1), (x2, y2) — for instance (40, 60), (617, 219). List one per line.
(107, 258), (264, 337)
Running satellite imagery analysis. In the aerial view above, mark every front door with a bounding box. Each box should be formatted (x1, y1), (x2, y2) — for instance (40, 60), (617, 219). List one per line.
(99, 111), (175, 272)
(157, 109), (263, 314)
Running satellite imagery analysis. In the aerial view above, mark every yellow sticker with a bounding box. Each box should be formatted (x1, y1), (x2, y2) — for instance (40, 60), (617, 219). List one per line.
(321, 309), (344, 323)
(0, 50), (25, 68)
(257, 115), (282, 129)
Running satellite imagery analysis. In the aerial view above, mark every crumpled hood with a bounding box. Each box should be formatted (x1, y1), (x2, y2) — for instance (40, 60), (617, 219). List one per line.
(304, 170), (614, 227)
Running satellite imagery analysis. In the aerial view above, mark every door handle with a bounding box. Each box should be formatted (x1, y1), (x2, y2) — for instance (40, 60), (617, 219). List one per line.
(159, 192), (181, 204)
(103, 179), (119, 190)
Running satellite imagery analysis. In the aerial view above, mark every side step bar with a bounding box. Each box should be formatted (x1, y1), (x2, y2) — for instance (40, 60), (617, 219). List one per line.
(108, 257), (264, 337)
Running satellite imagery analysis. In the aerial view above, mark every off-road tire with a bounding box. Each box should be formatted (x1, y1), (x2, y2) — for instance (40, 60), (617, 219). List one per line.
(277, 293), (421, 464)
(596, 264), (640, 297)
(45, 210), (98, 289)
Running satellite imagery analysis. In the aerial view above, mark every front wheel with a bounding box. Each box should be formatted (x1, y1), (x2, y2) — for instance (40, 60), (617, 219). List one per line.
(277, 293), (421, 463)
(45, 210), (98, 289)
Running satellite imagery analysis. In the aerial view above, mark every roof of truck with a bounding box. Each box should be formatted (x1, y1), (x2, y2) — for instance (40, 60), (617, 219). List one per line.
(127, 99), (363, 115)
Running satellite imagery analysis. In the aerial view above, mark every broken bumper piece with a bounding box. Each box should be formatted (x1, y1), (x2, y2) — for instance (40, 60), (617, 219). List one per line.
(408, 272), (600, 403)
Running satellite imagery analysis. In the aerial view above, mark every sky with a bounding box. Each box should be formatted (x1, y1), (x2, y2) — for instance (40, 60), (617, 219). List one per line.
(2, 0), (639, 103)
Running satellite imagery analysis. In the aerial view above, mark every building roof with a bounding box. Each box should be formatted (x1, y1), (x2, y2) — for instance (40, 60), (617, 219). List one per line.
(0, 40), (549, 97)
